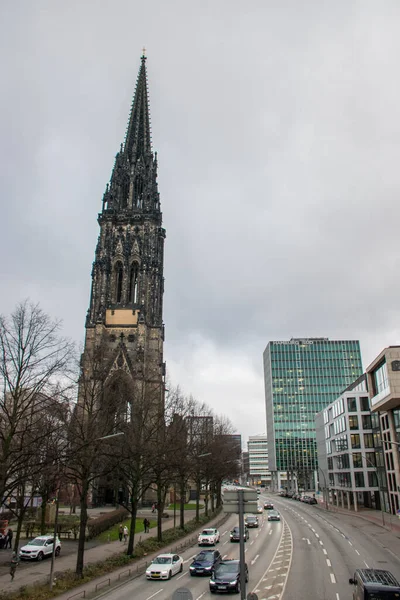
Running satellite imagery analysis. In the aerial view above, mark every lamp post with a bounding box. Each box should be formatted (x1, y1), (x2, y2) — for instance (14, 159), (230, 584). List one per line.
(363, 453), (385, 527)
(318, 467), (329, 510)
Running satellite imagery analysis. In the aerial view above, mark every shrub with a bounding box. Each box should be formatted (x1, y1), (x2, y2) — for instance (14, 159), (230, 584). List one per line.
(86, 508), (129, 539)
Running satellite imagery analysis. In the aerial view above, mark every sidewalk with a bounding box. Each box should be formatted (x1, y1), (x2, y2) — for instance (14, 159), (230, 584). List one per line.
(1, 508), (227, 599)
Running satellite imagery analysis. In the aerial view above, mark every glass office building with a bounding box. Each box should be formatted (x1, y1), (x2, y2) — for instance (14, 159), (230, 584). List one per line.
(263, 338), (363, 489)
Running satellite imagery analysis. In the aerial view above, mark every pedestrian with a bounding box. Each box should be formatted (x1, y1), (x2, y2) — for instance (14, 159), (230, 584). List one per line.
(151, 503), (155, 513)
(118, 523), (123, 542)
(123, 525), (128, 543)
(6, 528), (13, 550)
(143, 518), (150, 533)
(0, 533), (5, 550)
(10, 552), (19, 581)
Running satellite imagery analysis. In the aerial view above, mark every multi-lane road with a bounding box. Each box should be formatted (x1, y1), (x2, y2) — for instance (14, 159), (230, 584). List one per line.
(99, 493), (400, 600)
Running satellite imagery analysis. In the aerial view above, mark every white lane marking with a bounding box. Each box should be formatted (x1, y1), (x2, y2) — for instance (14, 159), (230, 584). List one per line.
(223, 541), (228, 545)
(195, 593), (206, 600)
(183, 559), (190, 563)
(269, 530), (272, 535)
(336, 594), (340, 600)
(177, 572), (186, 580)
(331, 573), (336, 583)
(319, 541), (324, 546)
(251, 554), (259, 565)
(364, 561), (369, 568)
(302, 537), (311, 545)
(348, 541), (353, 546)
(355, 549), (360, 555)
(323, 548), (327, 555)
(315, 533), (320, 538)
(341, 534), (345, 538)
(326, 559), (331, 567)
(145, 591), (164, 600)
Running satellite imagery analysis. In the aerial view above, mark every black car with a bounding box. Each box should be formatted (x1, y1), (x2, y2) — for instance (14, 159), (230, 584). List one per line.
(303, 496), (317, 505)
(209, 559), (248, 594)
(230, 526), (249, 542)
(244, 515), (259, 528)
(264, 501), (274, 510)
(349, 568), (400, 599)
(190, 550), (221, 576)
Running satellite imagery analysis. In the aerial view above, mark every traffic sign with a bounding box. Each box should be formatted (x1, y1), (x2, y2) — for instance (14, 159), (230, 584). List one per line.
(223, 490), (258, 502)
(223, 501), (258, 513)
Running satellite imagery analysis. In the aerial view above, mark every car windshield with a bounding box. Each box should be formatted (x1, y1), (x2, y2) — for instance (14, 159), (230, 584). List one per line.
(247, 517), (257, 521)
(217, 563), (238, 574)
(270, 511), (279, 516)
(367, 594), (400, 599)
(28, 538), (47, 546)
(153, 557), (172, 564)
(197, 552), (214, 561)
(202, 530), (214, 535)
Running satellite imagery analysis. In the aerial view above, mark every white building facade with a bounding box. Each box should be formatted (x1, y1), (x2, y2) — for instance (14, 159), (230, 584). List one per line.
(247, 435), (271, 488)
(316, 387), (380, 512)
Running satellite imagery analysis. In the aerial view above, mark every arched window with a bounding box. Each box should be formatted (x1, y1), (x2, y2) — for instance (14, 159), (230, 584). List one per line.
(128, 263), (139, 304)
(134, 175), (143, 208)
(115, 262), (123, 303)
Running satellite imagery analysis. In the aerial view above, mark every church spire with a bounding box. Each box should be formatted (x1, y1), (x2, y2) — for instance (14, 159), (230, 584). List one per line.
(103, 53), (160, 215)
(124, 52), (152, 162)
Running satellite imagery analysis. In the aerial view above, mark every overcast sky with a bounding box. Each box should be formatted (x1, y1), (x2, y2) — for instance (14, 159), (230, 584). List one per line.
(2, 1), (400, 446)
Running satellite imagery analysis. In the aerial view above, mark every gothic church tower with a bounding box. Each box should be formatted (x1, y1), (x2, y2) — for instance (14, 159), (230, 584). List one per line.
(81, 55), (166, 420)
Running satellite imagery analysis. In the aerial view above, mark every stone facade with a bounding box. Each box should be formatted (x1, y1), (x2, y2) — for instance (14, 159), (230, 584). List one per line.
(80, 55), (166, 423)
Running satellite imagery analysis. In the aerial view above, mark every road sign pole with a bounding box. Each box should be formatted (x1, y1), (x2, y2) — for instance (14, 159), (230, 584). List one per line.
(238, 490), (246, 600)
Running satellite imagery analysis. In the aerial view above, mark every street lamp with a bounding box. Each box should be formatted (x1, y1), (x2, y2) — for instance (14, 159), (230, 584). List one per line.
(363, 453), (385, 527)
(318, 467), (329, 510)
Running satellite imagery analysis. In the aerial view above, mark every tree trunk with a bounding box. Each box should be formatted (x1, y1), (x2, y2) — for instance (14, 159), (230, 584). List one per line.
(210, 482), (215, 513)
(195, 478), (201, 522)
(156, 484), (165, 542)
(179, 478), (185, 529)
(40, 496), (47, 535)
(127, 496), (138, 555)
(75, 483), (89, 578)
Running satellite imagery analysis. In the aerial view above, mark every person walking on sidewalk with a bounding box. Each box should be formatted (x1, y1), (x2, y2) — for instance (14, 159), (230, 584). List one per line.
(10, 552), (19, 581)
(6, 528), (13, 549)
(118, 524), (123, 542)
(143, 518), (150, 533)
(123, 525), (129, 543)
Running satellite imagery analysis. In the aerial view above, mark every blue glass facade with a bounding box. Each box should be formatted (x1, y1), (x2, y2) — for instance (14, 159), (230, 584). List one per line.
(264, 338), (363, 474)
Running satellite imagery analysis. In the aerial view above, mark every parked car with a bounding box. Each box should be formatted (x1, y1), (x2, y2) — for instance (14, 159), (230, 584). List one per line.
(264, 501), (274, 510)
(349, 568), (400, 599)
(209, 559), (248, 594)
(190, 550), (221, 576)
(19, 535), (61, 561)
(303, 496), (317, 505)
(145, 553), (183, 580)
(268, 510), (281, 522)
(198, 528), (220, 546)
(244, 515), (259, 528)
(230, 526), (249, 542)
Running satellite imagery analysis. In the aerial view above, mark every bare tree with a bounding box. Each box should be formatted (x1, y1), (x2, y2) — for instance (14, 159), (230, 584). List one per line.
(0, 301), (75, 518)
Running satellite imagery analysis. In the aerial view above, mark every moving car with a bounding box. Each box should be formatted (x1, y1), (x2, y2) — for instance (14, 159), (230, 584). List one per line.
(264, 501), (274, 510)
(349, 568), (400, 599)
(19, 535), (61, 561)
(303, 496), (317, 505)
(230, 526), (249, 542)
(145, 553), (183, 580)
(244, 515), (259, 528)
(198, 528), (220, 546)
(190, 550), (221, 576)
(209, 559), (248, 594)
(257, 505), (263, 514)
(268, 510), (281, 521)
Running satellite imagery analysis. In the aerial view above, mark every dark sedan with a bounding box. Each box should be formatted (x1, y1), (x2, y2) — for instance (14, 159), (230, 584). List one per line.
(230, 526), (249, 542)
(189, 550), (221, 576)
(264, 501), (274, 510)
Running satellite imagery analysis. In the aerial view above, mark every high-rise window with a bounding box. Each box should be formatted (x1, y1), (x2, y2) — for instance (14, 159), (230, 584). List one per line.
(354, 472), (365, 487)
(351, 434), (361, 449)
(352, 453), (362, 468)
(349, 415), (359, 430)
(347, 397), (357, 412)
(360, 397), (370, 411)
(362, 415), (372, 430)
(364, 433), (374, 448)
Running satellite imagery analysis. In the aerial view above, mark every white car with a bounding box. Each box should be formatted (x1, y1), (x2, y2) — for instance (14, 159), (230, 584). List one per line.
(198, 527), (220, 546)
(257, 505), (263, 514)
(145, 553), (183, 580)
(19, 535), (61, 561)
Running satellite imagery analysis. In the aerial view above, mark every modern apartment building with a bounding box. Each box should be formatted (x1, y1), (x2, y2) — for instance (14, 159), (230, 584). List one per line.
(263, 338), (363, 490)
(316, 380), (381, 512)
(366, 346), (400, 515)
(247, 435), (271, 487)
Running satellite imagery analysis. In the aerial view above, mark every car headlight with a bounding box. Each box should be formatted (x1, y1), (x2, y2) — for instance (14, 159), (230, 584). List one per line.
(190, 565), (195, 570)
(205, 566), (212, 570)
(161, 570), (168, 575)
(229, 580), (237, 585)
(210, 579), (215, 584)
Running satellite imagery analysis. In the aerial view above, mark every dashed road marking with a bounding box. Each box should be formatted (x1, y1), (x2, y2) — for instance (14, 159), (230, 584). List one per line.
(355, 549), (360, 555)
(364, 561), (369, 568)
(323, 549), (327, 555)
(330, 573), (336, 583)
(326, 559), (331, 567)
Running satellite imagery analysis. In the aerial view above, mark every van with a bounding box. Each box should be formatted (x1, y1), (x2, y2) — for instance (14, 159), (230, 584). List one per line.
(349, 568), (400, 599)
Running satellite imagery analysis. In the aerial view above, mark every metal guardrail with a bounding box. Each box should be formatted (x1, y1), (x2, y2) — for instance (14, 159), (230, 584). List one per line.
(95, 577), (111, 592)
(67, 591), (86, 600)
